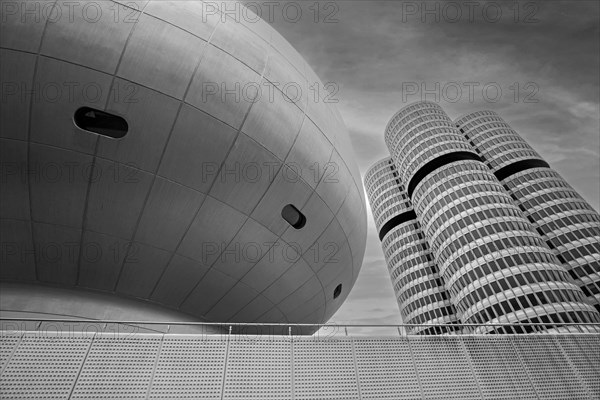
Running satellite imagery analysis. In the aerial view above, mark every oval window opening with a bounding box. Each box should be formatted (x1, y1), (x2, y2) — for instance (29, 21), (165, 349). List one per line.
(333, 283), (342, 299)
(74, 107), (128, 139)
(281, 204), (306, 229)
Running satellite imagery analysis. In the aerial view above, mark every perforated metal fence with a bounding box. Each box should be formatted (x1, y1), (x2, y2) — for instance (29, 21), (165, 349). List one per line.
(1, 321), (599, 399)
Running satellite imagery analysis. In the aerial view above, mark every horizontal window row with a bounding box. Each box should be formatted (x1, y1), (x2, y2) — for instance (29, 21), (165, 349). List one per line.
(503, 168), (564, 190)
(489, 310), (600, 334)
(389, 104), (447, 130)
(465, 121), (514, 138)
(396, 120), (455, 145)
(370, 183), (408, 207)
(393, 130), (463, 162)
(393, 262), (437, 289)
(447, 255), (566, 300)
(510, 181), (582, 205)
(431, 208), (526, 252)
(381, 222), (422, 250)
(397, 131), (463, 163)
(455, 110), (498, 124)
(423, 189), (515, 231)
(457, 271), (578, 314)
(397, 277), (446, 306)
(580, 282), (600, 297)
(394, 262), (438, 288)
(390, 124), (446, 154)
(385, 231), (427, 256)
(537, 212), (600, 235)
(365, 173), (402, 193)
(393, 254), (435, 278)
(444, 234), (549, 278)
(458, 114), (506, 133)
(402, 141), (473, 176)
(569, 260), (600, 281)
(406, 304), (456, 326)
(526, 200), (595, 222)
(378, 210), (419, 240)
(419, 180), (508, 220)
(371, 193), (405, 215)
(375, 205), (415, 229)
(470, 129), (522, 147)
(385, 241), (426, 265)
(385, 228), (427, 251)
(558, 242), (600, 263)
(487, 151), (540, 170)
(466, 287), (587, 326)
(414, 163), (499, 213)
(403, 291), (449, 317)
(483, 141), (535, 157)
(365, 166), (399, 191)
(426, 195), (518, 237)
(388, 241), (431, 268)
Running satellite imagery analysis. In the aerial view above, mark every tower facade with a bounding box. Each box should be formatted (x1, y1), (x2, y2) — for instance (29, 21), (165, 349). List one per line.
(366, 101), (600, 333)
(364, 158), (459, 334)
(455, 111), (600, 313)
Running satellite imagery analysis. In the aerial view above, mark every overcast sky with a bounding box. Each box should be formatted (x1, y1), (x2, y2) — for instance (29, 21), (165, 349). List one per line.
(257, 0), (600, 332)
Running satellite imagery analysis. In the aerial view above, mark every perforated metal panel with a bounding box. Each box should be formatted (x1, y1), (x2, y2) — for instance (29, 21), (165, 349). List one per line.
(224, 338), (291, 399)
(462, 336), (536, 399)
(0, 332), (22, 373)
(149, 336), (226, 399)
(511, 336), (588, 399)
(354, 338), (421, 399)
(409, 336), (481, 399)
(70, 334), (161, 399)
(554, 336), (600, 398)
(1, 331), (600, 399)
(293, 338), (359, 399)
(1, 332), (92, 399)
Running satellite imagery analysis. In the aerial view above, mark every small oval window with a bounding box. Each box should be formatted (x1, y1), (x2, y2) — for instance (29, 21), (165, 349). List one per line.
(281, 204), (306, 229)
(74, 107), (128, 139)
(333, 284), (342, 299)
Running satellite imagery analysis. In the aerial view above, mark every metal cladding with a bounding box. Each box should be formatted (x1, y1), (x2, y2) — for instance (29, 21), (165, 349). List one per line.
(366, 101), (600, 333)
(1, 330), (599, 399)
(0, 1), (367, 328)
(455, 110), (600, 313)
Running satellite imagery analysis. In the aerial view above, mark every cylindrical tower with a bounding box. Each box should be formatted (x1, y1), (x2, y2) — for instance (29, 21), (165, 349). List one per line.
(364, 158), (459, 334)
(384, 101), (600, 333)
(455, 110), (600, 313)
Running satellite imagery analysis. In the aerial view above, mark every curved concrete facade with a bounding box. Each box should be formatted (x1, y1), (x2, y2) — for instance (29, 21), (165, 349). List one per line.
(0, 1), (367, 328)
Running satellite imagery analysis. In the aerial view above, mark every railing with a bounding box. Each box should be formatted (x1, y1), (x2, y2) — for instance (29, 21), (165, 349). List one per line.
(1, 317), (600, 337)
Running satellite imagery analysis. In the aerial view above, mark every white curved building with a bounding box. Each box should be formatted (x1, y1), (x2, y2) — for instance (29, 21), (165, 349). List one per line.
(0, 0), (367, 333)
(366, 101), (600, 333)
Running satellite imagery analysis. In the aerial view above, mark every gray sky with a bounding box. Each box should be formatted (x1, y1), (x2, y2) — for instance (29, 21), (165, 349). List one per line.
(258, 0), (600, 331)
